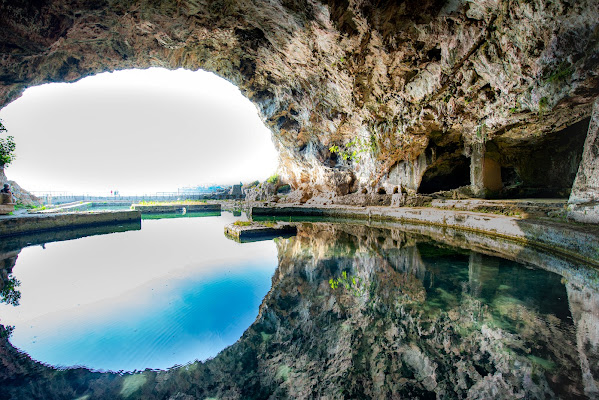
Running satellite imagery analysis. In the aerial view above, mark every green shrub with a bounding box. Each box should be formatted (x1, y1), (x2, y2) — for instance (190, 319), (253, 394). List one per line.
(0, 119), (16, 167)
(538, 97), (549, 115)
(277, 184), (291, 193)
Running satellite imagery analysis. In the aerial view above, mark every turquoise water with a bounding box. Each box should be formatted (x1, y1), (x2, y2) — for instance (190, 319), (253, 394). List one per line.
(1, 219), (597, 399)
(0, 212), (277, 372)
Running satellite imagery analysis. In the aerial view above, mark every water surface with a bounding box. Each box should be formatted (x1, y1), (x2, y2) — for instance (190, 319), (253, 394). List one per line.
(0, 212), (277, 371)
(1, 219), (598, 399)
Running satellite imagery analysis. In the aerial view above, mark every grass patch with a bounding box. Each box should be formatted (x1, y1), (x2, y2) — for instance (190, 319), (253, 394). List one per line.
(545, 62), (573, 84)
(233, 220), (252, 226)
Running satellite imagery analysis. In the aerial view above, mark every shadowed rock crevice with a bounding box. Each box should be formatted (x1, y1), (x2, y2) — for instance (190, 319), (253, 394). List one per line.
(485, 117), (590, 198)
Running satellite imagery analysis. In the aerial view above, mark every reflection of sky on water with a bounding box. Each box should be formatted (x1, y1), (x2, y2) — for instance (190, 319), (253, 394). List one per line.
(0, 213), (277, 372)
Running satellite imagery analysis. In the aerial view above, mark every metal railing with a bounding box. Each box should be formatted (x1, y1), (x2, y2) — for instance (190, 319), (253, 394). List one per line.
(30, 191), (231, 205)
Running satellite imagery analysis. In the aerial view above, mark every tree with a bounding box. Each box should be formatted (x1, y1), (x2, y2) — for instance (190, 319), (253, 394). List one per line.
(0, 118), (16, 167)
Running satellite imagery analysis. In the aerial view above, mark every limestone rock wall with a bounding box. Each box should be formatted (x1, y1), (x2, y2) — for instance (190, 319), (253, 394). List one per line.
(0, 167), (41, 206)
(1, 0), (598, 201)
(569, 98), (599, 222)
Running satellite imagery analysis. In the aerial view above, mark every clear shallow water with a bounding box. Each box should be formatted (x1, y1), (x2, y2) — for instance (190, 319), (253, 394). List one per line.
(1, 219), (598, 399)
(0, 212), (277, 372)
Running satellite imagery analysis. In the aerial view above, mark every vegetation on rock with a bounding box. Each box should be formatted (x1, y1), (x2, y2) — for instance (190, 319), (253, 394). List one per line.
(0, 119), (16, 167)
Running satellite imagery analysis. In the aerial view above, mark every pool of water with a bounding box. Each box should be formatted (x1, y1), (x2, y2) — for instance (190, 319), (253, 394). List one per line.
(0, 212), (277, 372)
(1, 218), (598, 399)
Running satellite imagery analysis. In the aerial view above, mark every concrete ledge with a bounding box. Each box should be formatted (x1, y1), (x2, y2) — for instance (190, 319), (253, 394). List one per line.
(132, 203), (221, 213)
(251, 205), (599, 268)
(431, 198), (567, 216)
(0, 210), (142, 238)
(567, 202), (599, 224)
(32, 201), (93, 213)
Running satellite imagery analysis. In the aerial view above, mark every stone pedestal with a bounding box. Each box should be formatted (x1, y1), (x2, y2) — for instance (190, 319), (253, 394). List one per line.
(568, 98), (599, 224)
(470, 142), (503, 198)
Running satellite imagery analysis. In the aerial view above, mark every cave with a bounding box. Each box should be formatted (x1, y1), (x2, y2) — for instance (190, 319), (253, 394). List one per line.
(0, 0), (597, 203)
(417, 130), (471, 194)
(1, 1), (599, 398)
(488, 117), (590, 199)
(418, 154), (470, 194)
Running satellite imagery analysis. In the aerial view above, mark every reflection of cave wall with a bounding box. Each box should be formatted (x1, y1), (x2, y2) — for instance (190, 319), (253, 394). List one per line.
(2, 222), (597, 398)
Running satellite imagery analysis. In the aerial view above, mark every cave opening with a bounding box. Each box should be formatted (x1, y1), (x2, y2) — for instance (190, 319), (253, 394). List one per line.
(489, 117), (590, 199)
(418, 154), (471, 194)
(0, 68), (278, 195)
(417, 132), (471, 194)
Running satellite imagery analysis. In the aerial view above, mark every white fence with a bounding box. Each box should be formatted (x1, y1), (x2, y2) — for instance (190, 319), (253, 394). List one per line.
(31, 191), (222, 205)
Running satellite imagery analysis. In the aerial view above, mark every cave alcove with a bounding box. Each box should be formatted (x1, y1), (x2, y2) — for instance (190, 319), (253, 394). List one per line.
(417, 132), (471, 194)
(489, 117), (590, 199)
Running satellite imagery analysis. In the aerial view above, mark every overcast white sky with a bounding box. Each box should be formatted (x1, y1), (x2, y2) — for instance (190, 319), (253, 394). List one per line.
(0, 68), (278, 195)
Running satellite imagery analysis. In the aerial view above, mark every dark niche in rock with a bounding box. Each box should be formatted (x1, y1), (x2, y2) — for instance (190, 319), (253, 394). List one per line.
(489, 117), (590, 199)
(418, 133), (471, 194)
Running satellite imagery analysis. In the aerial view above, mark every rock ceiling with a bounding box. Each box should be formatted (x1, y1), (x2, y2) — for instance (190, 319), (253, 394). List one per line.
(1, 0), (598, 199)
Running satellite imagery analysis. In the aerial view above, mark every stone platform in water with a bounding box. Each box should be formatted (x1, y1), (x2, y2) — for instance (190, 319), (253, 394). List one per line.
(131, 203), (221, 214)
(224, 222), (297, 243)
(0, 204), (15, 215)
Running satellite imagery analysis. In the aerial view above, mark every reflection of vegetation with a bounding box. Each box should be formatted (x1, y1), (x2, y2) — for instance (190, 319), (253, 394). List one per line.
(276, 184), (291, 194)
(0, 276), (21, 306)
(329, 271), (365, 296)
(545, 62), (573, 84)
(0, 324), (14, 339)
(538, 96), (549, 115)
